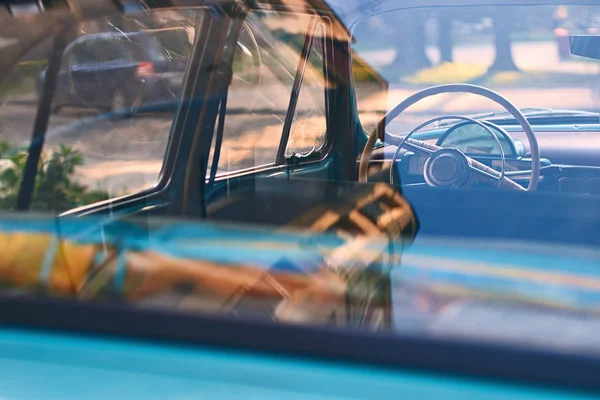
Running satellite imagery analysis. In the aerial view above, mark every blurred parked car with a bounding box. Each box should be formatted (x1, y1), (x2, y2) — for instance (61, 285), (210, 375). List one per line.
(37, 27), (192, 113)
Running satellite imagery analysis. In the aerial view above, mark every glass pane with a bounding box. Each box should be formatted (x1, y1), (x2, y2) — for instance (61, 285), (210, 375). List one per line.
(286, 22), (328, 157)
(72, 40), (96, 65)
(0, 9), (202, 213)
(210, 12), (322, 175)
(352, 4), (600, 134)
(0, 42), (51, 209)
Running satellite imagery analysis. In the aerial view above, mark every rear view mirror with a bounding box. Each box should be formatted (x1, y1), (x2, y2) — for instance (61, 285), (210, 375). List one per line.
(570, 35), (600, 60)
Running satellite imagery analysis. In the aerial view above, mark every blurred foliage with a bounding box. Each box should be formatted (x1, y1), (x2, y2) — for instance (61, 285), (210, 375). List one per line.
(400, 62), (597, 88)
(352, 55), (388, 85)
(485, 70), (597, 87)
(402, 62), (487, 85)
(0, 142), (109, 212)
(353, 4), (600, 78)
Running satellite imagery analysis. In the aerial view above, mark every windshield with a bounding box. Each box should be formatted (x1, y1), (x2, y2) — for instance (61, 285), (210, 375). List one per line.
(352, 4), (600, 133)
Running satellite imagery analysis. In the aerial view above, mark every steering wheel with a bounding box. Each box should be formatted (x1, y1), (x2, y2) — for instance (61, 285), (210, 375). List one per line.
(358, 84), (540, 191)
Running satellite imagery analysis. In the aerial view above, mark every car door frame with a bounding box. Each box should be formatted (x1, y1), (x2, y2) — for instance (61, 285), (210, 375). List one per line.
(199, 14), (350, 207)
(59, 2), (356, 220)
(59, 4), (230, 219)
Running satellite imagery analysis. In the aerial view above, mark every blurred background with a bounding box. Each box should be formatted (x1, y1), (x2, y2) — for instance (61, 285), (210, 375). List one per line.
(1, 3), (599, 211)
(350, 4), (600, 132)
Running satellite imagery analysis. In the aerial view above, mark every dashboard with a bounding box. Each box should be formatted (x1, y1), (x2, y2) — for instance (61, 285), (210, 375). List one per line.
(376, 120), (600, 195)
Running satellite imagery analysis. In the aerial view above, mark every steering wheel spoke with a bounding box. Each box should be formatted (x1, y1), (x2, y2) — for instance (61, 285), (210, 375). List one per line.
(449, 156), (525, 191)
(403, 138), (441, 155)
(467, 158), (502, 181)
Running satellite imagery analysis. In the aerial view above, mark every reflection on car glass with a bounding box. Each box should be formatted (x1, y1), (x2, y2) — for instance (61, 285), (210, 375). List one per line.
(431, 302), (600, 353)
(465, 146), (495, 155)
(0, 10), (203, 211)
(5, 2), (600, 381)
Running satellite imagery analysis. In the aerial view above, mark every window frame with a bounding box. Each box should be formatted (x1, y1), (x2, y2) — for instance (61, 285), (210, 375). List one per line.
(278, 20), (330, 162)
(59, 4), (353, 218)
(58, 7), (211, 218)
(206, 14), (335, 184)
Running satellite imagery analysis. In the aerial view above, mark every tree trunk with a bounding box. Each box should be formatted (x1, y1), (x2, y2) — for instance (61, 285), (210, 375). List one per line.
(438, 14), (453, 63)
(390, 14), (431, 73)
(489, 13), (518, 72)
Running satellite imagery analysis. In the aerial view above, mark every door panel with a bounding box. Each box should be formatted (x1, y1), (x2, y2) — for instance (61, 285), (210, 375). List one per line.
(403, 185), (600, 247)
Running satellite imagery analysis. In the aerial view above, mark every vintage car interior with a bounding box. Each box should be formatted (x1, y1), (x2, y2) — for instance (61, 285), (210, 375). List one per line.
(38, 0), (598, 250)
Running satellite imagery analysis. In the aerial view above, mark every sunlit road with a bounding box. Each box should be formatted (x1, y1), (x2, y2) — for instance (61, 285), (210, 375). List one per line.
(355, 40), (600, 132)
(359, 41), (600, 75)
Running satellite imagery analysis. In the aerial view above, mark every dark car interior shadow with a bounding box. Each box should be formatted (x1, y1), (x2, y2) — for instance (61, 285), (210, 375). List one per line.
(403, 185), (600, 247)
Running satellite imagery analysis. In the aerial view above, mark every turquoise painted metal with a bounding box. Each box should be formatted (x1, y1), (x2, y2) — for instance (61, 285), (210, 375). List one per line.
(0, 328), (595, 400)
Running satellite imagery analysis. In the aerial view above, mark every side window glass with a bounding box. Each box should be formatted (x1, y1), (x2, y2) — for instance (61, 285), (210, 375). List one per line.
(208, 16), (297, 176)
(70, 42), (86, 67)
(0, 9), (203, 213)
(207, 16), (329, 179)
(119, 39), (141, 63)
(145, 37), (170, 63)
(61, 46), (74, 69)
(286, 23), (328, 157)
(95, 39), (112, 64)
(36, 12), (199, 212)
(72, 39), (97, 66)
(92, 38), (119, 64)
(105, 38), (136, 63)
(0, 42), (52, 210)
